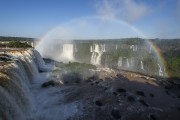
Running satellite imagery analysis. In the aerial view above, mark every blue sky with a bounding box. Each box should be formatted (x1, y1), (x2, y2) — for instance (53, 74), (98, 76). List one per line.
(0, 0), (179, 38)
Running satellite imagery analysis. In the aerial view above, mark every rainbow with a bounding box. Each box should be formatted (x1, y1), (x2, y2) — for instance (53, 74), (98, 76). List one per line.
(146, 40), (168, 77)
(36, 16), (168, 77)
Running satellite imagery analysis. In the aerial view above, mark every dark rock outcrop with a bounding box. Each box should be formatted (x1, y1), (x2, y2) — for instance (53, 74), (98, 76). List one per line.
(41, 80), (59, 88)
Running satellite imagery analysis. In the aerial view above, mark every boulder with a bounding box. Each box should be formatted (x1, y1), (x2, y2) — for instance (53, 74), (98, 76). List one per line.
(41, 80), (59, 88)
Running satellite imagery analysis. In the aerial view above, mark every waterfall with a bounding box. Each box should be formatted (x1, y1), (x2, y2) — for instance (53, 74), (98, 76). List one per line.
(130, 45), (133, 50)
(140, 60), (144, 70)
(103, 44), (106, 52)
(90, 52), (96, 64)
(135, 45), (137, 51)
(126, 58), (130, 68)
(94, 44), (99, 52)
(0, 86), (26, 120)
(149, 45), (152, 54)
(158, 64), (163, 76)
(59, 44), (74, 63)
(90, 46), (93, 52)
(0, 49), (45, 120)
(34, 50), (49, 72)
(117, 57), (122, 68)
(130, 45), (137, 51)
(115, 45), (118, 50)
(74, 44), (77, 52)
(90, 44), (105, 65)
(7, 50), (39, 80)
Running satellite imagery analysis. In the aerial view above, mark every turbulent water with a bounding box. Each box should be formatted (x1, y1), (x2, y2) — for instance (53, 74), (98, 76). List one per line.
(0, 49), (52, 120)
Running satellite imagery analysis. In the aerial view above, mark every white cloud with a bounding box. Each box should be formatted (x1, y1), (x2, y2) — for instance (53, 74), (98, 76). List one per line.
(95, 0), (150, 22)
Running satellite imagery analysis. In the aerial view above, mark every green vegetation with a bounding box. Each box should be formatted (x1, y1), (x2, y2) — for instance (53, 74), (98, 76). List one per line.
(54, 62), (97, 80)
(151, 39), (180, 78)
(0, 36), (33, 48)
(55, 62), (96, 73)
(166, 57), (180, 77)
(0, 41), (32, 48)
(7, 41), (32, 48)
(0, 36), (33, 41)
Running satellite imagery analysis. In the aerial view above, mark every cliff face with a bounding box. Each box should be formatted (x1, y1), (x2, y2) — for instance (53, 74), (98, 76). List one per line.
(0, 49), (45, 120)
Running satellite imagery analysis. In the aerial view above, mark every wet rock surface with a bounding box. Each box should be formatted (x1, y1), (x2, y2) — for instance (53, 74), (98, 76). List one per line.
(41, 80), (59, 88)
(39, 67), (180, 120)
(136, 91), (145, 97)
(150, 114), (157, 120)
(127, 96), (135, 102)
(139, 99), (149, 107)
(111, 108), (121, 119)
(95, 100), (103, 106)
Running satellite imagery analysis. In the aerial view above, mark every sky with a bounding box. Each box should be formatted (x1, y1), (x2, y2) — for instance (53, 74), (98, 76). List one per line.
(0, 0), (180, 39)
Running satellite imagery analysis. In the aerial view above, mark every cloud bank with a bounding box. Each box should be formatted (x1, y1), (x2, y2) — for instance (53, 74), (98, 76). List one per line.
(95, 0), (180, 38)
(95, 0), (150, 23)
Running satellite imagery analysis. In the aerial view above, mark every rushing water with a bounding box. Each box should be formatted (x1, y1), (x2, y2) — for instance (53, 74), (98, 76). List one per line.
(0, 49), (78, 120)
(59, 44), (74, 62)
(90, 44), (106, 65)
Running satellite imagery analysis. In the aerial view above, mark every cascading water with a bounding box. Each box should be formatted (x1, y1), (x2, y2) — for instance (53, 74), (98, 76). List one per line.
(126, 58), (130, 68)
(0, 49), (49, 120)
(117, 56), (123, 68)
(90, 44), (105, 65)
(140, 60), (144, 70)
(158, 64), (163, 76)
(130, 45), (137, 51)
(102, 44), (106, 52)
(90, 46), (93, 52)
(149, 45), (152, 54)
(115, 45), (118, 50)
(33, 50), (49, 72)
(59, 44), (74, 63)
(7, 50), (39, 80)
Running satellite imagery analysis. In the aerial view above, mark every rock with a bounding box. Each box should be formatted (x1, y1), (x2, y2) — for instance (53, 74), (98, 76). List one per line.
(85, 79), (91, 83)
(113, 92), (118, 96)
(41, 80), (57, 88)
(139, 99), (149, 107)
(99, 79), (103, 81)
(111, 108), (121, 119)
(43, 58), (53, 63)
(95, 81), (100, 84)
(165, 90), (170, 95)
(127, 96), (135, 102)
(177, 95), (180, 98)
(136, 91), (145, 97)
(62, 72), (82, 84)
(176, 107), (180, 111)
(117, 88), (126, 93)
(149, 93), (154, 97)
(164, 86), (172, 90)
(150, 114), (156, 120)
(95, 100), (103, 106)
(88, 75), (98, 80)
(104, 87), (108, 91)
